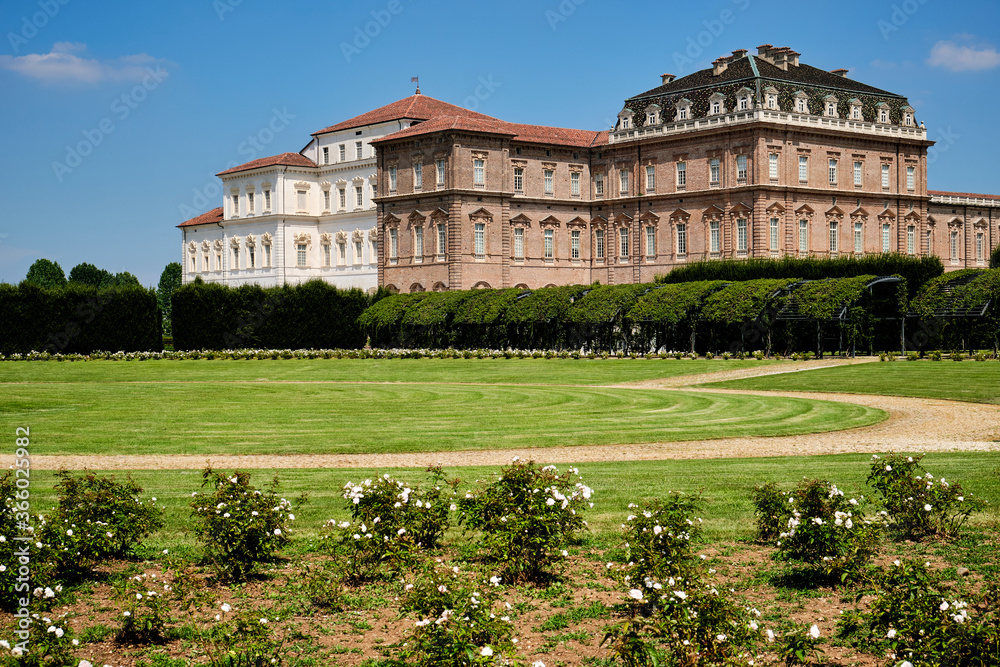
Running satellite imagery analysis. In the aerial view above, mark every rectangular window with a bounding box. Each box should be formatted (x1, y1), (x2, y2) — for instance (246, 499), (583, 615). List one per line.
(437, 159), (446, 186)
(475, 222), (485, 257)
(202, 253), (209, 272)
(710, 158), (720, 184)
(296, 190), (306, 211)
(323, 244), (331, 267)
(354, 240), (362, 263)
(323, 147), (329, 165)
(799, 156), (808, 183)
(882, 163), (890, 189)
(474, 159), (485, 186)
(544, 169), (554, 194)
(619, 168), (629, 194)
(437, 224), (446, 256)
(414, 162), (423, 190)
(976, 231), (984, 261)
(829, 159), (838, 186)
(544, 228), (554, 259)
(909, 226), (917, 255)
(854, 161), (863, 187)
(906, 165), (915, 191)
(710, 221), (720, 253)
(339, 144), (346, 161)
(736, 155), (747, 182)
(799, 220), (808, 253)
(389, 228), (398, 259)
(595, 173), (604, 196)
(829, 222), (839, 254)
(296, 244), (307, 267)
(851, 221), (862, 253)
(264, 190), (271, 211)
(339, 242), (346, 264)
(571, 171), (581, 196)
(389, 166), (398, 191)
(595, 229), (605, 260)
(738, 218), (748, 252)
(247, 192), (254, 214)
(769, 153), (778, 180)
(414, 226), (423, 260)
(231, 194), (239, 217)
(769, 217), (779, 251)
(645, 226), (655, 258)
(619, 228), (629, 258)
(676, 161), (686, 189)
(514, 227), (524, 259)
(571, 229), (581, 259)
(339, 188), (346, 209)
(264, 245), (271, 267)
(882, 223), (891, 252)
(355, 186), (363, 208)
(355, 141), (363, 160)
(513, 167), (524, 192)
(232, 245), (239, 270)
(927, 230), (933, 255)
(323, 190), (331, 211)
(645, 165), (655, 192)
(248, 246), (255, 269)
(951, 230), (959, 262)
(677, 223), (687, 255)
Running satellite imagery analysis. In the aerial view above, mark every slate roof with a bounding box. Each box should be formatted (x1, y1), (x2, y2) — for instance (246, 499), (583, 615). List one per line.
(371, 114), (608, 149)
(216, 152), (317, 177)
(177, 207), (224, 228)
(628, 54), (903, 102)
(311, 94), (497, 136)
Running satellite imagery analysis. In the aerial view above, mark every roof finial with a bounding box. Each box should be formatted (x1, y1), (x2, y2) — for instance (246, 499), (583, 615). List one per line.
(411, 76), (420, 94)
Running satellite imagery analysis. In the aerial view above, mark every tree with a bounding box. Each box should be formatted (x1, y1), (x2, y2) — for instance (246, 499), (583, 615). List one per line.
(68, 262), (109, 287)
(105, 271), (140, 288)
(157, 262), (182, 335)
(24, 258), (67, 289)
(991, 243), (1000, 269)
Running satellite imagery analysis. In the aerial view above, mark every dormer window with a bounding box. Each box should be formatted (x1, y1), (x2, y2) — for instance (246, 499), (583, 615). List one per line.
(824, 95), (838, 117)
(708, 92), (726, 116)
(622, 117), (630, 129)
(876, 103), (889, 123)
(849, 99), (862, 120)
(646, 104), (661, 125)
(736, 88), (753, 111)
(902, 106), (915, 127)
(675, 98), (692, 121)
(618, 108), (634, 130)
(794, 91), (809, 114)
(764, 87), (779, 110)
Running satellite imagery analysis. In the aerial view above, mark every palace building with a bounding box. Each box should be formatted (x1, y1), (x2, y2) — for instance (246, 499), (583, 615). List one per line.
(179, 45), (999, 292)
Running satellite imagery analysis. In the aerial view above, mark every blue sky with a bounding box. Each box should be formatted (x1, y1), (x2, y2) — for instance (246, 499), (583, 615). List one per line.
(1, 0), (998, 286)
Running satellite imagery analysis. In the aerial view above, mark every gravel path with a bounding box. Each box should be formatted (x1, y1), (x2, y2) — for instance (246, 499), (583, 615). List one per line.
(16, 358), (998, 470)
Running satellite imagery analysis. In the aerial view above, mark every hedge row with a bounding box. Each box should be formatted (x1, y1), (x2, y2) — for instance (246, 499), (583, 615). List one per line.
(358, 277), (909, 355)
(659, 254), (943, 299)
(908, 269), (1000, 352)
(0, 283), (161, 355)
(171, 280), (379, 351)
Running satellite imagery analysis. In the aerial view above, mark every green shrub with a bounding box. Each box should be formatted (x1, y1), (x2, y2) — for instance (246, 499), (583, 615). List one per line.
(616, 495), (703, 583)
(751, 482), (793, 542)
(0, 614), (77, 665)
(775, 479), (880, 581)
(397, 566), (518, 666)
(113, 572), (170, 644)
(867, 453), (986, 538)
(201, 604), (286, 667)
(190, 469), (300, 581)
(329, 467), (457, 581)
(457, 460), (592, 583)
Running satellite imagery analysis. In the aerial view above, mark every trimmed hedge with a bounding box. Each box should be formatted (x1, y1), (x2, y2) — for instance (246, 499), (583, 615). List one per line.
(659, 255), (942, 299)
(171, 280), (371, 351)
(0, 282), (161, 355)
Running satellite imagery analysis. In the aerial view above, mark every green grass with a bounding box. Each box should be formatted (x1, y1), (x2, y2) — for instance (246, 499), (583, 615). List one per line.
(701, 360), (1000, 404)
(0, 359), (880, 456)
(21, 453), (1000, 545)
(0, 357), (772, 386)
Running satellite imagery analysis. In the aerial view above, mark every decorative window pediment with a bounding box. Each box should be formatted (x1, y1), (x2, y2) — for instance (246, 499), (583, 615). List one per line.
(613, 212), (633, 224)
(469, 207), (493, 222)
(947, 217), (962, 229)
(188, 241), (197, 253)
(567, 216), (588, 228)
(335, 178), (348, 186)
(368, 226), (378, 241)
(383, 212), (401, 226)
(878, 208), (896, 221)
(201, 240), (211, 251)
(850, 207), (870, 220)
(261, 232), (272, 246)
(510, 213), (532, 227)
(591, 214), (609, 228)
(730, 202), (752, 215)
(639, 210), (660, 223)
(540, 215), (561, 227)
(825, 205), (845, 219)
(669, 208), (690, 223)
(320, 232), (333, 245)
(320, 181), (332, 191)
(335, 230), (348, 244)
(766, 202), (786, 214)
(293, 233), (312, 247)
(904, 210), (922, 222)
(408, 210), (426, 227)
(703, 204), (725, 219)
(429, 207), (449, 222)
(294, 181), (311, 190)
(213, 239), (225, 251)
(795, 204), (815, 217)
(245, 234), (256, 247)
(230, 236), (242, 248)
(352, 228), (364, 243)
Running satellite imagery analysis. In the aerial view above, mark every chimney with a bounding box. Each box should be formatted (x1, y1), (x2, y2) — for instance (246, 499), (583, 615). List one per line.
(661, 73), (675, 85)
(830, 68), (849, 77)
(712, 57), (729, 76)
(787, 49), (800, 67)
(731, 48), (748, 59)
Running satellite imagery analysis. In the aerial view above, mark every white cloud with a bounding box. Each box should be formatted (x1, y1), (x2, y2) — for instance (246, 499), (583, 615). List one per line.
(0, 43), (172, 84)
(927, 38), (1000, 72)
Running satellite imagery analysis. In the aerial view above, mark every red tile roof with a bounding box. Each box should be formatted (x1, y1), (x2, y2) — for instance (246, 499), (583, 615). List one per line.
(216, 152), (316, 176)
(178, 206), (224, 228)
(929, 190), (1000, 201)
(371, 114), (608, 149)
(311, 94), (497, 136)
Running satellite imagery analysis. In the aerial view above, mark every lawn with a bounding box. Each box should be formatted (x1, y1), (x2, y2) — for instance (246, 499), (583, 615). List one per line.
(700, 359), (1000, 404)
(0, 359), (882, 456)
